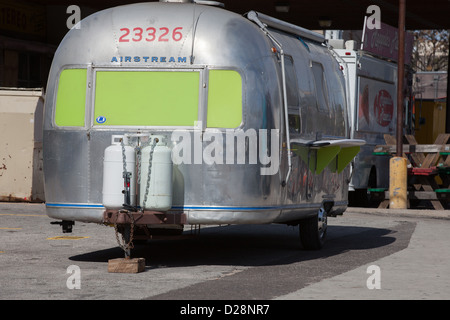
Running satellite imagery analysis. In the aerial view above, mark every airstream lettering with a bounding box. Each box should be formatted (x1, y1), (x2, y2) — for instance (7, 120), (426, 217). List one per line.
(43, 0), (365, 252)
(110, 56), (187, 63)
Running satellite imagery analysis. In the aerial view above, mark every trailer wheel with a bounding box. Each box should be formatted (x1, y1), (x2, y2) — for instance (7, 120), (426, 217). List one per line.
(299, 207), (327, 250)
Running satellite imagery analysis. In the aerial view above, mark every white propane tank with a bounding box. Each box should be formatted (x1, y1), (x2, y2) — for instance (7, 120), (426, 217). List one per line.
(102, 135), (136, 209)
(140, 136), (173, 211)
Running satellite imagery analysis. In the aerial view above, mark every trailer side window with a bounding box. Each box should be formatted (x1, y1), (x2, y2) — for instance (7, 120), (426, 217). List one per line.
(284, 56), (299, 108)
(54, 69), (87, 127)
(329, 68), (348, 135)
(207, 70), (242, 128)
(311, 62), (329, 112)
(94, 71), (199, 127)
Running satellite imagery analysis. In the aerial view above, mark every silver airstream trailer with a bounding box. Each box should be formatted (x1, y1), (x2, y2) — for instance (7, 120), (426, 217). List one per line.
(43, 0), (364, 251)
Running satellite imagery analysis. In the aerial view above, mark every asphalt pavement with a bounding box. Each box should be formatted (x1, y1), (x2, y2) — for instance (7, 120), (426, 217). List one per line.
(1, 202), (449, 301)
(278, 206), (450, 300)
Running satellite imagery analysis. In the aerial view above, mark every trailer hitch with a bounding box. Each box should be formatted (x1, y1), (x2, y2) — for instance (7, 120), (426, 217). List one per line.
(50, 220), (75, 233)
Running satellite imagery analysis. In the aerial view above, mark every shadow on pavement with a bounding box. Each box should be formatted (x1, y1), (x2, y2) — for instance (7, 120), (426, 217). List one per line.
(69, 221), (416, 269)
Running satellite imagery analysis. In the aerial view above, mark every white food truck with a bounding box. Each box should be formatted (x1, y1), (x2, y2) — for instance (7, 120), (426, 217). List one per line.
(329, 22), (414, 206)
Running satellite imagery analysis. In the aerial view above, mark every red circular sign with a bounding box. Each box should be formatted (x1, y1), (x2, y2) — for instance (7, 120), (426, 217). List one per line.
(374, 89), (393, 127)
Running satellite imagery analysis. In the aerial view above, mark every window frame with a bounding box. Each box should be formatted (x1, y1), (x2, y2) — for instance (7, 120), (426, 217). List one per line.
(91, 68), (203, 129)
(311, 61), (330, 113)
(53, 66), (88, 128)
(206, 68), (244, 129)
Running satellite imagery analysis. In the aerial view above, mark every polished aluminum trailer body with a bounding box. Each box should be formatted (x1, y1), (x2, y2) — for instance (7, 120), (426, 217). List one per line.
(43, 2), (361, 243)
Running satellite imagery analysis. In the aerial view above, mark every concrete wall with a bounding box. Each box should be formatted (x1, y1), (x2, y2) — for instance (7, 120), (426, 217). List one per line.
(0, 88), (44, 202)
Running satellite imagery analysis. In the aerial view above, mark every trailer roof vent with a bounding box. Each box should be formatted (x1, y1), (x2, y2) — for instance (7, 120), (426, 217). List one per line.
(159, 0), (224, 6)
(194, 0), (224, 7)
(160, 0), (193, 3)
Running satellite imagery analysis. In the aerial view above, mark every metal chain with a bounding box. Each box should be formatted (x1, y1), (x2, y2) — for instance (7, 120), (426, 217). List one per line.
(115, 135), (135, 257)
(120, 136), (127, 177)
(113, 211), (135, 256)
(136, 145), (142, 185)
(113, 135), (157, 256)
(136, 136), (151, 185)
(142, 137), (158, 212)
(120, 136), (133, 206)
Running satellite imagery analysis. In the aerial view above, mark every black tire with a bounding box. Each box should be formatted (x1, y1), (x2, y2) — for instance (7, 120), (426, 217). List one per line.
(299, 208), (327, 250)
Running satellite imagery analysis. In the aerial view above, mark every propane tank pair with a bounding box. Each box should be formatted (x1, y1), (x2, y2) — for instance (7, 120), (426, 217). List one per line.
(102, 135), (173, 211)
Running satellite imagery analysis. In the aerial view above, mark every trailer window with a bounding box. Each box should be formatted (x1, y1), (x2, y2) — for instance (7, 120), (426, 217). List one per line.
(54, 69), (87, 127)
(94, 71), (200, 127)
(207, 70), (242, 128)
(284, 56), (299, 108)
(311, 62), (329, 112)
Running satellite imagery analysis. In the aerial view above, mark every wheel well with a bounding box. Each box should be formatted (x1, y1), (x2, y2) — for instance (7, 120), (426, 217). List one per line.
(322, 201), (334, 213)
(284, 201), (334, 226)
(368, 166), (377, 188)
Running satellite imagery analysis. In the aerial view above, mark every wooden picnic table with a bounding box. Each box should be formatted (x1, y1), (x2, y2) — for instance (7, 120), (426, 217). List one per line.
(372, 133), (450, 210)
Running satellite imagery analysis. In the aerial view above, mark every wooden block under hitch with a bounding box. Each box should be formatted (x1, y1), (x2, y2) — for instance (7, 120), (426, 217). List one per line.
(108, 258), (145, 273)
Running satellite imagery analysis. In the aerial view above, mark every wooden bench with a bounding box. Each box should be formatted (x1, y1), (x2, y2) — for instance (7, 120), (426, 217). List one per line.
(372, 134), (450, 210)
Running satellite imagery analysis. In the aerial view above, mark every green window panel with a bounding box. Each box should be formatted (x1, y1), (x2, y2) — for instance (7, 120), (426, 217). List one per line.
(207, 70), (242, 128)
(336, 146), (361, 173)
(94, 71), (200, 127)
(55, 69), (87, 127)
(292, 145), (350, 175)
(317, 146), (340, 174)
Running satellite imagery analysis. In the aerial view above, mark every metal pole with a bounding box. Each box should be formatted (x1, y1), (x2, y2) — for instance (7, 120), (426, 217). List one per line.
(446, 49), (450, 133)
(390, 0), (408, 209)
(396, 0), (405, 156)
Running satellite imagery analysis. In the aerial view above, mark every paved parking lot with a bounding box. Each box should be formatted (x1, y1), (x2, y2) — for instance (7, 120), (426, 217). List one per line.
(1, 202), (450, 304)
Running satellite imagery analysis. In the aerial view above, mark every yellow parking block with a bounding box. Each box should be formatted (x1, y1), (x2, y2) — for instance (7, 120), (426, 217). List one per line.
(47, 236), (89, 240)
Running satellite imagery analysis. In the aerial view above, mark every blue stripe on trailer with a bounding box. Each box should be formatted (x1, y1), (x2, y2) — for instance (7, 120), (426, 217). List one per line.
(46, 203), (340, 211)
(46, 203), (105, 208)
